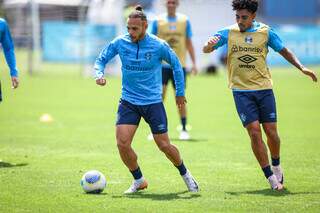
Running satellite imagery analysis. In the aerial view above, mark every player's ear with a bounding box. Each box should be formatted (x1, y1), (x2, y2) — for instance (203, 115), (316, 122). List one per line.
(143, 20), (148, 29)
(252, 12), (256, 19)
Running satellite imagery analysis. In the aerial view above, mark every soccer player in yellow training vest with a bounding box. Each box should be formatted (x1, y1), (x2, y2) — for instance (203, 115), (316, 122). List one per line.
(150, 0), (198, 140)
(203, 0), (317, 191)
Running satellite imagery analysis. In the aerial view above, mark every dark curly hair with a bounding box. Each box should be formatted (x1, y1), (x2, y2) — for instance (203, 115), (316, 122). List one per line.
(128, 5), (147, 21)
(232, 0), (258, 13)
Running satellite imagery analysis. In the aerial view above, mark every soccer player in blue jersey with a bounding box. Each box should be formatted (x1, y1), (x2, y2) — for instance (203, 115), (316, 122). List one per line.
(203, 0), (317, 190)
(150, 0), (198, 140)
(94, 6), (198, 194)
(0, 18), (19, 102)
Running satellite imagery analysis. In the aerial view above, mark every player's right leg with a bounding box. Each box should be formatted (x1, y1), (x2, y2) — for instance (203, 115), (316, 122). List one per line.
(116, 99), (148, 194)
(233, 91), (282, 190)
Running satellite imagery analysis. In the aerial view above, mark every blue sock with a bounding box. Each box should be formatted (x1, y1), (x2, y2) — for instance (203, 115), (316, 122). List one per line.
(271, 157), (280, 166)
(130, 167), (143, 180)
(181, 117), (187, 131)
(262, 165), (273, 179)
(175, 161), (187, 176)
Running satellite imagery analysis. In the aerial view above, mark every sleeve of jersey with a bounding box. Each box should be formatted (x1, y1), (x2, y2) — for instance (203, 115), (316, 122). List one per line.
(161, 42), (185, 96)
(212, 28), (229, 50)
(186, 19), (192, 39)
(149, 20), (158, 35)
(1, 21), (18, 77)
(94, 40), (118, 79)
(267, 28), (284, 52)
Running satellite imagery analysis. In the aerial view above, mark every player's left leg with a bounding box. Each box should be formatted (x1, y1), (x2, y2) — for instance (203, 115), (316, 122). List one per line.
(259, 90), (283, 184)
(233, 90), (282, 190)
(153, 133), (198, 192)
(263, 122), (283, 184)
(145, 102), (198, 192)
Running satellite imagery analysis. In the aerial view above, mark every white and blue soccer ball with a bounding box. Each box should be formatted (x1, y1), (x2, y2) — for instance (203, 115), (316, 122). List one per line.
(80, 170), (106, 193)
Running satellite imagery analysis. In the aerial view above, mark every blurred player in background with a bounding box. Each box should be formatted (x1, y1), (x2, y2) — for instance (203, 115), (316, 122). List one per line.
(203, 0), (317, 190)
(0, 18), (19, 102)
(94, 6), (198, 194)
(150, 0), (198, 140)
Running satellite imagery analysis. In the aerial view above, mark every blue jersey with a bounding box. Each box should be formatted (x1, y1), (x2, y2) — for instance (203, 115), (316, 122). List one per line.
(212, 20), (284, 53)
(0, 18), (18, 77)
(94, 33), (185, 105)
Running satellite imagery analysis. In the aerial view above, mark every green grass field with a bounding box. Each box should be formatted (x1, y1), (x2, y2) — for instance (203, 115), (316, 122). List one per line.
(1, 52), (320, 212)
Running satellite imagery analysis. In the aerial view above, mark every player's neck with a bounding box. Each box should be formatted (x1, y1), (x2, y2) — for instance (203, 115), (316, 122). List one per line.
(167, 12), (176, 18)
(137, 32), (147, 42)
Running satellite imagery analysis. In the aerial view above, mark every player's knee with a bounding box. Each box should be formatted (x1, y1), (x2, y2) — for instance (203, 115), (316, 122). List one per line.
(158, 143), (171, 154)
(248, 128), (262, 142)
(265, 128), (280, 142)
(116, 137), (131, 151)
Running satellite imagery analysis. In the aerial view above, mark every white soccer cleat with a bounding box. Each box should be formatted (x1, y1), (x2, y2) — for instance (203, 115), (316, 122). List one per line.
(147, 133), (153, 141)
(179, 130), (190, 140)
(268, 174), (283, 191)
(124, 178), (148, 194)
(272, 165), (284, 184)
(182, 170), (199, 192)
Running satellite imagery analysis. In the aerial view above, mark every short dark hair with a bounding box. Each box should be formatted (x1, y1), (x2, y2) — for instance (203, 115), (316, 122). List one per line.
(232, 0), (258, 13)
(128, 5), (147, 21)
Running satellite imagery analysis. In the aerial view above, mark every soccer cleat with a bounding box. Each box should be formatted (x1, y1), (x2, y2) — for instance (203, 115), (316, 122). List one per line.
(179, 130), (190, 140)
(147, 133), (153, 141)
(124, 178), (148, 194)
(272, 165), (284, 184)
(268, 174), (283, 191)
(182, 170), (199, 192)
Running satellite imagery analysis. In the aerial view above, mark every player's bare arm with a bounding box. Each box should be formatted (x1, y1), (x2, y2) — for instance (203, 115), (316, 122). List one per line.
(279, 47), (318, 82)
(202, 35), (221, 53)
(186, 38), (198, 75)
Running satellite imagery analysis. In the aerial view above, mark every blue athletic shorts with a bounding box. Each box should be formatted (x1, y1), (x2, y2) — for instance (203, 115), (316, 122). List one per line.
(116, 99), (168, 134)
(232, 89), (277, 127)
(162, 67), (186, 88)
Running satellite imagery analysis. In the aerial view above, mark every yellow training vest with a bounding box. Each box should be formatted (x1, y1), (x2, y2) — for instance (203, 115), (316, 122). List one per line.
(157, 13), (187, 67)
(227, 23), (272, 90)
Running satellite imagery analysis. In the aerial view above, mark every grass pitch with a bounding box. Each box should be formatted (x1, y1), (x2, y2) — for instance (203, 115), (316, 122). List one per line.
(0, 53), (320, 212)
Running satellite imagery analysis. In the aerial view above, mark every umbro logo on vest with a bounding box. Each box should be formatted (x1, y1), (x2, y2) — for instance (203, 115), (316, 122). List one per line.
(238, 54), (257, 64)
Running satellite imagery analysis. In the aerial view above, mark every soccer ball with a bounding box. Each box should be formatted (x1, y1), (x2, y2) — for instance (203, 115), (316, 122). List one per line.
(80, 170), (106, 193)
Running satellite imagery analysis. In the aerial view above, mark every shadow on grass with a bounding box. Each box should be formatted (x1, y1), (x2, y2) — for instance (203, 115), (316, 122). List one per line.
(170, 138), (208, 142)
(0, 161), (28, 168)
(226, 188), (320, 197)
(83, 192), (108, 196)
(112, 190), (201, 201)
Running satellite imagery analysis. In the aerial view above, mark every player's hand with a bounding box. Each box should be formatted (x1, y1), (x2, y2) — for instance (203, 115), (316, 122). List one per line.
(96, 77), (107, 86)
(176, 96), (187, 110)
(301, 67), (317, 82)
(203, 35), (221, 53)
(11, 77), (19, 89)
(191, 65), (198, 75)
